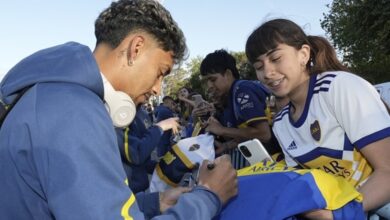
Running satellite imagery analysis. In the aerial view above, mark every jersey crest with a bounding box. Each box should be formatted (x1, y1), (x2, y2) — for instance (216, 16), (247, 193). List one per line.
(310, 120), (321, 141)
(189, 144), (200, 151)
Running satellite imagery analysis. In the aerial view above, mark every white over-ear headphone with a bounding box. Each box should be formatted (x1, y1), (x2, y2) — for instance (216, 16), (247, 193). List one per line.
(102, 77), (136, 128)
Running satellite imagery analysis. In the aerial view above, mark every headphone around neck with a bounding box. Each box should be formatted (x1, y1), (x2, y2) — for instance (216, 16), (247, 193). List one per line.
(103, 78), (136, 128)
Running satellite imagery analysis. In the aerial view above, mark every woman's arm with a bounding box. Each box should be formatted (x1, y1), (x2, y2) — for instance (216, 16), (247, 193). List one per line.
(359, 136), (390, 211)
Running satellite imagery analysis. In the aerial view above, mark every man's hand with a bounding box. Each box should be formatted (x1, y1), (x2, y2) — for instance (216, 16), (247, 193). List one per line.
(192, 101), (215, 119)
(197, 155), (238, 205)
(205, 116), (224, 136)
(159, 186), (191, 213)
(156, 117), (180, 134)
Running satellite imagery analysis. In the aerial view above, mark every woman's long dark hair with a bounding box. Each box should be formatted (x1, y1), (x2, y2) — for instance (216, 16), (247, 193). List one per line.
(245, 19), (348, 75)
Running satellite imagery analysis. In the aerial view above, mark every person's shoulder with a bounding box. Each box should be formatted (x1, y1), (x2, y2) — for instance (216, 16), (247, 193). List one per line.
(35, 82), (105, 122)
(316, 71), (364, 84)
(235, 80), (268, 93)
(273, 104), (290, 124)
(317, 71), (372, 91)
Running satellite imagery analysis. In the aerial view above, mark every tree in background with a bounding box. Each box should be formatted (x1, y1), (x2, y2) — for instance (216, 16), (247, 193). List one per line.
(231, 51), (257, 80)
(186, 56), (205, 97)
(321, 0), (390, 83)
(162, 67), (188, 98)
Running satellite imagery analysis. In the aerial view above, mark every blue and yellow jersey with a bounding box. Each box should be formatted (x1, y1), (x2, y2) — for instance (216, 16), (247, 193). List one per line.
(221, 80), (270, 129)
(219, 80), (271, 169)
(216, 162), (364, 220)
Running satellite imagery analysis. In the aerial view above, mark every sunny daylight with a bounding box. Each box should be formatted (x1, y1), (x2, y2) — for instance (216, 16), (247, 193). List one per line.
(1, 0), (390, 219)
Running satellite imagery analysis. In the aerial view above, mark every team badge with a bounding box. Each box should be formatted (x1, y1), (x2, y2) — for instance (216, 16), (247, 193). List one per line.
(189, 144), (200, 151)
(237, 92), (250, 104)
(162, 152), (176, 165)
(310, 120), (321, 141)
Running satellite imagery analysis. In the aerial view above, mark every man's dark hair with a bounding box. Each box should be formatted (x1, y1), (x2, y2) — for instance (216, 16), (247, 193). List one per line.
(95, 0), (187, 64)
(200, 49), (240, 79)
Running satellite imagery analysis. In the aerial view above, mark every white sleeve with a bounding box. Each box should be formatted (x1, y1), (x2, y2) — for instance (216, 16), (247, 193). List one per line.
(328, 72), (390, 149)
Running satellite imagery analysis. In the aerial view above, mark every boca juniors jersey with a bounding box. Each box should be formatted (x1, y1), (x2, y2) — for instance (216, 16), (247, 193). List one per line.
(220, 80), (270, 169)
(221, 80), (270, 129)
(273, 71), (390, 187)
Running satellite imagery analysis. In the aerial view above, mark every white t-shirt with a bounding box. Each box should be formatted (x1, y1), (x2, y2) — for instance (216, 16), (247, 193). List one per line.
(273, 71), (390, 187)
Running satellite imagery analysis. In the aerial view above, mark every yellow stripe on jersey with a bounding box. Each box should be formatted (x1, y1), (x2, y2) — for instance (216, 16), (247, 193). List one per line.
(155, 164), (178, 187)
(124, 127), (132, 163)
(191, 121), (202, 137)
(172, 144), (194, 169)
(238, 116), (268, 128)
(237, 161), (363, 211)
(309, 169), (363, 209)
(238, 160), (294, 176)
(121, 193), (136, 220)
(265, 105), (273, 125)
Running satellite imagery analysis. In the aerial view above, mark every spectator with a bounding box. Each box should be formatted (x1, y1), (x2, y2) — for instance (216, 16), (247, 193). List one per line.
(245, 18), (390, 218)
(116, 105), (179, 193)
(155, 96), (178, 157)
(177, 87), (195, 125)
(200, 49), (280, 169)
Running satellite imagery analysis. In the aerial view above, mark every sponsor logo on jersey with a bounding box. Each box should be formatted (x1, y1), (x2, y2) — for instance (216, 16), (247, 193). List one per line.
(287, 141), (297, 150)
(317, 160), (351, 178)
(240, 102), (254, 110)
(310, 120), (321, 141)
(237, 92), (250, 104)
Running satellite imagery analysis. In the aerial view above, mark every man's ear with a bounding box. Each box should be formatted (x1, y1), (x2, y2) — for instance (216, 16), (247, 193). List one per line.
(126, 35), (145, 64)
(224, 69), (235, 81)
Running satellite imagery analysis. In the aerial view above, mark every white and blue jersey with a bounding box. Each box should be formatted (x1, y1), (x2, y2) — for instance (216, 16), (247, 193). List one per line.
(273, 71), (390, 187)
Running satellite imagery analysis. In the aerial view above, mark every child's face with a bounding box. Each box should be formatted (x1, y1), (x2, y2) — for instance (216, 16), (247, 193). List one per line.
(253, 43), (310, 98)
(179, 88), (189, 98)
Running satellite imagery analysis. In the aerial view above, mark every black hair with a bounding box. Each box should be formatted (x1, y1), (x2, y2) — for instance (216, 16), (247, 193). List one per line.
(245, 19), (347, 75)
(95, 0), (187, 64)
(200, 49), (240, 79)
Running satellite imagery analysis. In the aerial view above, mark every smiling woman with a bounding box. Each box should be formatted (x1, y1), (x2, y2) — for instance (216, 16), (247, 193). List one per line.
(246, 18), (390, 218)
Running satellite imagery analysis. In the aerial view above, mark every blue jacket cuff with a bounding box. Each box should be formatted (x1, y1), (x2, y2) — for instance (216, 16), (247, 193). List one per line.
(152, 125), (164, 136)
(192, 185), (223, 215)
(135, 191), (160, 219)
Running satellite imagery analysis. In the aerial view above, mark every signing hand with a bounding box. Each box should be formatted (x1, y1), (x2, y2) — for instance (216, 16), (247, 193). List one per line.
(205, 116), (224, 136)
(197, 155), (238, 205)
